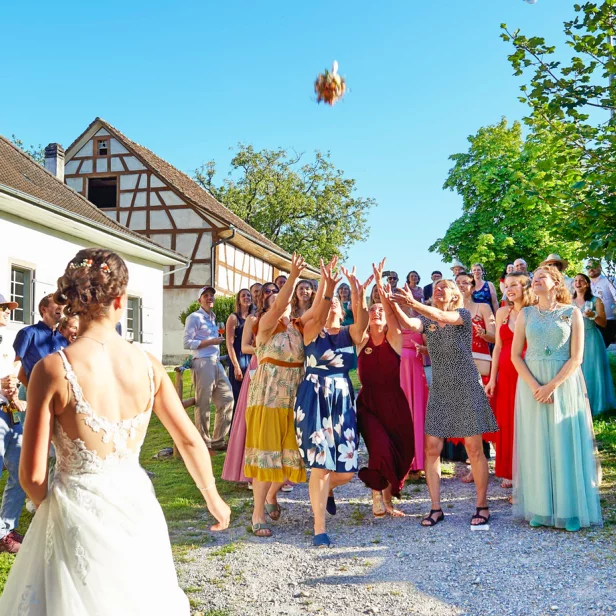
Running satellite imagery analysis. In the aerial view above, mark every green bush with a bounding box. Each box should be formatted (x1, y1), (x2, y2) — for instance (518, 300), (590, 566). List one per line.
(178, 296), (236, 357)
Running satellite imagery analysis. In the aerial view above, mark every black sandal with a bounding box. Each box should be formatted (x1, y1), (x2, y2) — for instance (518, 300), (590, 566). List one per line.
(470, 507), (490, 531)
(421, 509), (444, 527)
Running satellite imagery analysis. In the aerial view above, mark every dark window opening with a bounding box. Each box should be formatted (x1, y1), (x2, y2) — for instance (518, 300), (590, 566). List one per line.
(88, 177), (117, 209)
(97, 139), (109, 156)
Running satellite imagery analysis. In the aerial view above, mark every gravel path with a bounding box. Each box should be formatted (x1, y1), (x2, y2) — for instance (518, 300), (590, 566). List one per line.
(176, 458), (616, 616)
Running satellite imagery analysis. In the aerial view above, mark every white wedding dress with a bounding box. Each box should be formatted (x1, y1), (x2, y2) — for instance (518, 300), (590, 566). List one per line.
(0, 350), (189, 615)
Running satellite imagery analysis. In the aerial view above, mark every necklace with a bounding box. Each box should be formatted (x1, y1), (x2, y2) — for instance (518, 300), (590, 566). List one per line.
(536, 302), (559, 316)
(78, 335), (107, 348)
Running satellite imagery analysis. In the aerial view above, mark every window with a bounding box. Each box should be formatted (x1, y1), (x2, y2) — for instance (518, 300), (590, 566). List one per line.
(10, 265), (33, 324)
(96, 138), (109, 156)
(88, 177), (117, 209)
(126, 296), (142, 342)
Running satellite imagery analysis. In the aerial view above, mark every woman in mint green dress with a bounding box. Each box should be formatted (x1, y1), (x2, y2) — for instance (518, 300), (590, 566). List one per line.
(572, 273), (616, 415)
(511, 266), (602, 531)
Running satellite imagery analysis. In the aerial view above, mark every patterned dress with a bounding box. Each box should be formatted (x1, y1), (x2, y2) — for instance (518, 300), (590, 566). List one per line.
(419, 309), (498, 438)
(472, 280), (493, 310)
(294, 327), (359, 473)
(513, 305), (602, 529)
(244, 319), (306, 483)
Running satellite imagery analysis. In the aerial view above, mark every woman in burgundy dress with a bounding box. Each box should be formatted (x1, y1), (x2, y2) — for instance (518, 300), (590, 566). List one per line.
(485, 272), (533, 489)
(357, 261), (414, 517)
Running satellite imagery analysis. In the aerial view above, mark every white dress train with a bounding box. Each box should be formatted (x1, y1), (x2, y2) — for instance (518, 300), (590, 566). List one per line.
(0, 350), (189, 615)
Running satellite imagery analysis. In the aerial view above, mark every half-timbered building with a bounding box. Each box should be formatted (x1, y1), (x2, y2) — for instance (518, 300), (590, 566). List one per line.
(64, 118), (317, 363)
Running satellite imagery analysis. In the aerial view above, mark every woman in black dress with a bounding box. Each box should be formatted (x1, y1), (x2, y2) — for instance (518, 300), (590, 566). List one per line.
(226, 288), (253, 409)
(391, 280), (498, 529)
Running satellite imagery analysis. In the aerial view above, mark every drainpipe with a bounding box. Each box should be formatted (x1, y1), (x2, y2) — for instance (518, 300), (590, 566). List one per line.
(162, 261), (192, 279)
(211, 226), (236, 289)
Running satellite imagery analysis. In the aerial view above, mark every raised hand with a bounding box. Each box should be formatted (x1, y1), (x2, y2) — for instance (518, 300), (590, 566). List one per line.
(390, 284), (416, 307)
(290, 252), (307, 279)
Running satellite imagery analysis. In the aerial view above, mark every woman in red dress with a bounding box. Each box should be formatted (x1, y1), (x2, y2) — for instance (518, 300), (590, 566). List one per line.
(485, 272), (533, 489)
(356, 261), (414, 517)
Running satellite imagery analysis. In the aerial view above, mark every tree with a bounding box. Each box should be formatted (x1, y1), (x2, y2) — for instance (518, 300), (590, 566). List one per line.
(194, 145), (375, 265)
(429, 119), (583, 282)
(10, 135), (44, 165)
(501, 0), (616, 265)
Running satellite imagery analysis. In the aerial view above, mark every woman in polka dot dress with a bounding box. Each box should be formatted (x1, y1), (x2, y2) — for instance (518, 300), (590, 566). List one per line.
(391, 279), (498, 530)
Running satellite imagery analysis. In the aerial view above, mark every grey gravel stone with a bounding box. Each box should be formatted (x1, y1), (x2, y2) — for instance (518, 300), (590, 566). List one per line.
(174, 455), (616, 616)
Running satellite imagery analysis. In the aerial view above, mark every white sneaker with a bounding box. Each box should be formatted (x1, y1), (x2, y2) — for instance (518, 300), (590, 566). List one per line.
(25, 500), (36, 514)
(281, 484), (294, 493)
(247, 482), (253, 490)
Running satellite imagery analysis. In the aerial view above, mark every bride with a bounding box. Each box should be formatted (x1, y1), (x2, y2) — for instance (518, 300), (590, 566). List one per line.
(0, 248), (231, 615)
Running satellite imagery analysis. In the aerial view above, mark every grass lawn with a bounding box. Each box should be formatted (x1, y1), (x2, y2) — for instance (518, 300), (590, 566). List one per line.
(1, 363), (615, 595)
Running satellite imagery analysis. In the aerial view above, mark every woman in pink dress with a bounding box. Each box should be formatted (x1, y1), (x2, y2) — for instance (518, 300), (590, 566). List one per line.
(222, 283), (279, 484)
(390, 285), (429, 472)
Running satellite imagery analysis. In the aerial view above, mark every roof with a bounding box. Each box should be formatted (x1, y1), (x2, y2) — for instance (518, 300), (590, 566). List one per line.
(66, 118), (285, 254)
(0, 135), (188, 264)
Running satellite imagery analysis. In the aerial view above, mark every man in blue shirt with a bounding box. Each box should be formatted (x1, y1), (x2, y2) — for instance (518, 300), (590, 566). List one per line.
(183, 286), (234, 451)
(13, 294), (68, 385)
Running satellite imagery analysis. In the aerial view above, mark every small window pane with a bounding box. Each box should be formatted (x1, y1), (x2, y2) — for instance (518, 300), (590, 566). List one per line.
(10, 266), (32, 324)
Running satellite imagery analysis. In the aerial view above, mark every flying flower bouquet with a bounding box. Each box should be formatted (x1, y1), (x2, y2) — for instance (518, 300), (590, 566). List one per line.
(315, 61), (346, 106)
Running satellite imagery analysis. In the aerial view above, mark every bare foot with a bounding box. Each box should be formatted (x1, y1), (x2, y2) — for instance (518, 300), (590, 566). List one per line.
(461, 471), (474, 484)
(384, 501), (405, 517)
(372, 490), (386, 517)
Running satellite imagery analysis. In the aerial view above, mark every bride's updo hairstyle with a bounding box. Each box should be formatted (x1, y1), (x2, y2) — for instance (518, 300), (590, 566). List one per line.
(55, 248), (129, 321)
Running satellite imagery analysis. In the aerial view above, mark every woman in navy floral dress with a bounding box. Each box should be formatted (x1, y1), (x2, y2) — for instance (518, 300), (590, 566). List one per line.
(295, 269), (370, 547)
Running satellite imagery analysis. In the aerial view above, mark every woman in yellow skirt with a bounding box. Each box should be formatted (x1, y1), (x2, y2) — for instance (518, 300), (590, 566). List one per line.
(245, 254), (340, 537)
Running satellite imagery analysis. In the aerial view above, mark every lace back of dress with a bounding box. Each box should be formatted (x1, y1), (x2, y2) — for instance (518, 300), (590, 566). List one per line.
(53, 350), (154, 474)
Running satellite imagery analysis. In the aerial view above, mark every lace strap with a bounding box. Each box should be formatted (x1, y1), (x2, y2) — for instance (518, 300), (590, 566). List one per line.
(58, 349), (89, 412)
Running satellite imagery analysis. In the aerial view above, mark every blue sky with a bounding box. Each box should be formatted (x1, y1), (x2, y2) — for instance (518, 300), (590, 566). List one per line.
(0, 0), (574, 282)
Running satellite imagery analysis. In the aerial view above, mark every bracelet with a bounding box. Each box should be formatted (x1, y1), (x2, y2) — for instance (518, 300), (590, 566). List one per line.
(324, 295), (332, 301)
(197, 481), (216, 492)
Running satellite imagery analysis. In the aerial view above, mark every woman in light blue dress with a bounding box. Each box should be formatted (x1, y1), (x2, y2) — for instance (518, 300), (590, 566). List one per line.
(511, 266), (602, 531)
(572, 273), (616, 415)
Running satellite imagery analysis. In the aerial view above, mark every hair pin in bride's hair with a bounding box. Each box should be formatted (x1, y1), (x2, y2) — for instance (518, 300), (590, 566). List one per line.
(69, 259), (110, 274)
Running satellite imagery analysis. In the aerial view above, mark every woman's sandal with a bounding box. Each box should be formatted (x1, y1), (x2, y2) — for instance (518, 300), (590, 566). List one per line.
(470, 507), (490, 531)
(501, 479), (513, 489)
(313, 533), (332, 547)
(252, 523), (272, 537)
(461, 471), (475, 484)
(372, 490), (386, 518)
(384, 501), (406, 518)
(265, 502), (281, 521)
(421, 509), (445, 527)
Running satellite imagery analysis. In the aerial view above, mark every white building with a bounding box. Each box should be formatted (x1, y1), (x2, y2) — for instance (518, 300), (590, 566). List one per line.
(0, 136), (188, 360)
(63, 118), (318, 363)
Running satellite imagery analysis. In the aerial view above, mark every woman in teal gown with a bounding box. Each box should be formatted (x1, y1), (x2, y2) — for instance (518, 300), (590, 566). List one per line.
(511, 266), (602, 531)
(572, 273), (616, 415)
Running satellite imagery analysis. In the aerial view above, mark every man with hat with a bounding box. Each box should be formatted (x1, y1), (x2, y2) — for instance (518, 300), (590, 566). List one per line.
(586, 259), (616, 348)
(540, 254), (573, 292)
(0, 293), (27, 553)
(450, 259), (465, 277)
(183, 286), (234, 451)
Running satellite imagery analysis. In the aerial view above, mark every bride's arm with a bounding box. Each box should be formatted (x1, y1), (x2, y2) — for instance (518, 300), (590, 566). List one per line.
(149, 357), (231, 531)
(19, 355), (59, 507)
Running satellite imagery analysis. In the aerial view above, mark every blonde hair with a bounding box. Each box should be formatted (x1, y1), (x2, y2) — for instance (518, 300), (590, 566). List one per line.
(433, 279), (464, 311)
(503, 272), (534, 307)
(533, 265), (572, 304)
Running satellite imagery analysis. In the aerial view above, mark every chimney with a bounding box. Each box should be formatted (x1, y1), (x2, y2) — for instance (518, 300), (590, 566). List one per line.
(44, 143), (65, 181)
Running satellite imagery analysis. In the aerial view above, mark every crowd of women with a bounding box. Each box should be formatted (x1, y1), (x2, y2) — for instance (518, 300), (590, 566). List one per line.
(218, 255), (612, 545)
(0, 247), (612, 613)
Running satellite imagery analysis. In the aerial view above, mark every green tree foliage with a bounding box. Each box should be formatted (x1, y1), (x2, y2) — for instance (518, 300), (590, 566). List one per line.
(501, 0), (616, 264)
(430, 119), (583, 282)
(194, 145), (375, 265)
(10, 135), (44, 165)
